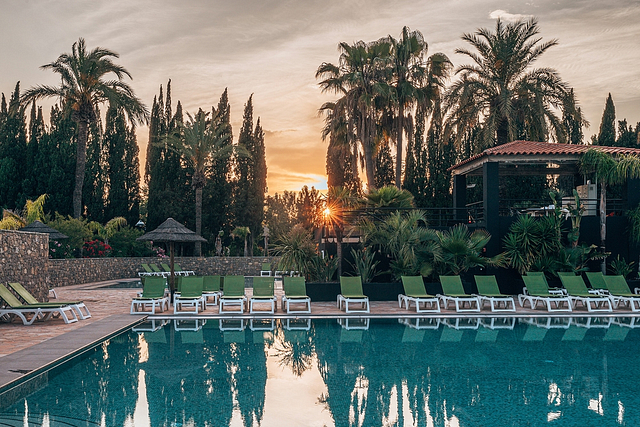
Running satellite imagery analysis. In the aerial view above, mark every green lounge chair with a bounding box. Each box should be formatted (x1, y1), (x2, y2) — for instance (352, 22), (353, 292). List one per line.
(438, 276), (480, 312)
(585, 271), (609, 295)
(8, 282), (91, 319)
(175, 263), (194, 276)
(603, 275), (640, 312)
(139, 263), (157, 277)
(519, 275), (572, 312)
(473, 276), (516, 312)
(202, 275), (222, 306)
(525, 271), (565, 295)
(131, 276), (169, 314)
(337, 276), (369, 313)
(219, 276), (247, 313)
(260, 262), (272, 277)
(250, 277), (277, 314)
(559, 275), (612, 312)
(282, 276), (311, 314)
(0, 283), (78, 324)
(556, 271), (575, 277)
(173, 276), (205, 314)
(399, 276), (440, 313)
(150, 263), (163, 273)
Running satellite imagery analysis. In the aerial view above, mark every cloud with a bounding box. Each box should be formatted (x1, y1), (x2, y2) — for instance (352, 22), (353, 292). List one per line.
(489, 10), (534, 22)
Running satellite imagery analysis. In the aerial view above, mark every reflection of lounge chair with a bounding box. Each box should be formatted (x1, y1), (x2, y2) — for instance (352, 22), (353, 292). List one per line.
(520, 317), (572, 329)
(519, 276), (572, 312)
(132, 319), (168, 333)
(480, 317), (515, 330)
(250, 277), (277, 314)
(561, 326), (587, 341)
(474, 276), (516, 312)
(401, 326), (426, 343)
(438, 276), (480, 312)
(219, 276), (247, 313)
(442, 317), (480, 330)
(398, 276), (440, 313)
(202, 275), (222, 306)
(249, 318), (275, 331)
(560, 275), (612, 312)
(572, 317), (611, 328)
(603, 275), (640, 312)
(0, 283), (77, 324)
(284, 318), (311, 331)
(338, 317), (369, 330)
(282, 276), (311, 314)
(219, 318), (246, 331)
(131, 277), (169, 314)
(9, 282), (92, 319)
(173, 276), (205, 314)
(337, 276), (369, 313)
(174, 318), (206, 332)
(399, 317), (440, 330)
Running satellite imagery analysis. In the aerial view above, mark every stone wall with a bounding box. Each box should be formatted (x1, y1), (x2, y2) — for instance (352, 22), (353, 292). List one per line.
(0, 230), (49, 301)
(48, 256), (281, 287)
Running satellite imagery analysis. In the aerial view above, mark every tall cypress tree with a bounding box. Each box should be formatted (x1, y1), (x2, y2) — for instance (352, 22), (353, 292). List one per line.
(374, 141), (395, 188)
(248, 116), (267, 249)
(233, 95), (255, 236)
(0, 83), (28, 209)
(562, 89), (585, 145)
(597, 93), (616, 146)
(404, 107), (428, 207)
(83, 111), (106, 222)
(202, 88), (234, 251)
(103, 105), (128, 221)
(123, 118), (141, 225)
(23, 101), (45, 200)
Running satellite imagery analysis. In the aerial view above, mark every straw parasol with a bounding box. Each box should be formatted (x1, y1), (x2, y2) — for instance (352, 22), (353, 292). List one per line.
(136, 218), (207, 297)
(19, 220), (68, 240)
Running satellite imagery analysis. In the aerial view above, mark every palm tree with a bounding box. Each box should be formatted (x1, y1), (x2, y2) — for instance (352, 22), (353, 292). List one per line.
(317, 40), (390, 189)
(0, 194), (47, 229)
(22, 38), (148, 218)
(168, 108), (234, 256)
(232, 226), (251, 257)
(445, 18), (574, 148)
(324, 186), (359, 277)
(386, 26), (451, 188)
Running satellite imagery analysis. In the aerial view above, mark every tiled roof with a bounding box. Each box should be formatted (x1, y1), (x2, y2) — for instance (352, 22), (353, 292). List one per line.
(450, 140), (640, 172)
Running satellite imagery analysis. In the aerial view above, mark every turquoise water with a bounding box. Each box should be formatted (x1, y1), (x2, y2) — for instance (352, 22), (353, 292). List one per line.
(2, 317), (640, 426)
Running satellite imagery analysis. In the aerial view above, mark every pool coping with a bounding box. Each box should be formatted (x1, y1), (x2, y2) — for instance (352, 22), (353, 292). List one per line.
(0, 314), (143, 399)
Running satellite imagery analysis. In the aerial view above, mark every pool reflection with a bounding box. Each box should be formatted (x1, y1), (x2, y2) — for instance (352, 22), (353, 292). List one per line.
(3, 317), (640, 426)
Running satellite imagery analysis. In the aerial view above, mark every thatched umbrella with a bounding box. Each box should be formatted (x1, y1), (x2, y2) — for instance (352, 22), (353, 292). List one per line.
(136, 218), (206, 298)
(19, 220), (68, 240)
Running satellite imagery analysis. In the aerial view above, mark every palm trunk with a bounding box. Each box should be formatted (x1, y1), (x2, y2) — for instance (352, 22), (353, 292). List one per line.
(194, 187), (202, 256)
(395, 104), (404, 189)
(497, 117), (509, 146)
(336, 226), (343, 278)
(244, 236), (249, 257)
(73, 121), (89, 218)
(362, 114), (375, 190)
(600, 181), (607, 274)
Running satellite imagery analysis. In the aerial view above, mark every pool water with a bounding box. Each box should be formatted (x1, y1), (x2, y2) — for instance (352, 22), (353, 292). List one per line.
(1, 317), (640, 427)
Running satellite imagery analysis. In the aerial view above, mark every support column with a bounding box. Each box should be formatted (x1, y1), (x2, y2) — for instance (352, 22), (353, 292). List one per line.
(453, 174), (467, 222)
(483, 162), (500, 256)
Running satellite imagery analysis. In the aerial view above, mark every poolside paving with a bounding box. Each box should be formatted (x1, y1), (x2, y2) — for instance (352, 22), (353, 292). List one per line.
(2, 278), (640, 392)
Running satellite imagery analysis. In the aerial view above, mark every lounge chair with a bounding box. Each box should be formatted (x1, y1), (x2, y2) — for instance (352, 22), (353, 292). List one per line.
(438, 276), (480, 312)
(175, 263), (194, 276)
(474, 275), (516, 312)
(519, 276), (572, 312)
(139, 264), (158, 277)
(559, 275), (612, 312)
(202, 275), (222, 306)
(249, 277), (277, 314)
(219, 275), (247, 313)
(0, 307), (41, 325)
(585, 271), (610, 295)
(337, 276), (370, 313)
(282, 276), (311, 314)
(8, 282), (92, 319)
(173, 276), (205, 314)
(260, 263), (272, 277)
(0, 283), (78, 324)
(131, 276), (170, 314)
(603, 275), (640, 312)
(556, 271), (575, 277)
(398, 276), (440, 313)
(525, 271), (565, 295)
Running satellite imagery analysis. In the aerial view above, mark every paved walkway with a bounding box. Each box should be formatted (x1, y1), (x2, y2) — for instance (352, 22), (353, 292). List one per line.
(1, 279), (639, 392)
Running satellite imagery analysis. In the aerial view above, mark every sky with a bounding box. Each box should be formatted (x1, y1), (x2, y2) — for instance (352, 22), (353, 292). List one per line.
(1, 0), (639, 194)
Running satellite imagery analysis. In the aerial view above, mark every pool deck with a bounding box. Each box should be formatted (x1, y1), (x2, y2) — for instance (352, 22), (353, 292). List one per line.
(1, 278), (640, 393)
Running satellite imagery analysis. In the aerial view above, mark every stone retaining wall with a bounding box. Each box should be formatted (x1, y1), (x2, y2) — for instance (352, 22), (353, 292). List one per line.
(48, 256), (281, 287)
(0, 230), (49, 301)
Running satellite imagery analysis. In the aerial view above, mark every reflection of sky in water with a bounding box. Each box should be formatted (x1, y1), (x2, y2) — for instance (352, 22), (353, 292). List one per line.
(2, 317), (640, 426)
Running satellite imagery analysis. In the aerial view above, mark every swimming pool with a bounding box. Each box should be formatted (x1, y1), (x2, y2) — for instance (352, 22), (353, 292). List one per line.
(1, 317), (639, 426)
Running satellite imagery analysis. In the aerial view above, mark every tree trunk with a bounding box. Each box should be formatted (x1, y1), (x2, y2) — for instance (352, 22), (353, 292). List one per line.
(73, 121), (89, 218)
(244, 236), (249, 257)
(497, 117), (509, 146)
(362, 114), (376, 190)
(395, 104), (404, 189)
(336, 226), (343, 278)
(600, 181), (607, 274)
(194, 187), (202, 256)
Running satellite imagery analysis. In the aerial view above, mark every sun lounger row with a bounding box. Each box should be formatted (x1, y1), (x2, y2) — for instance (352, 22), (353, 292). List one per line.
(138, 263), (195, 277)
(0, 282), (91, 325)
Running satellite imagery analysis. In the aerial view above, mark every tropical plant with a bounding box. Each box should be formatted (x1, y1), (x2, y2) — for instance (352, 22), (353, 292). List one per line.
(231, 226), (251, 257)
(626, 205), (640, 244)
(22, 38), (148, 218)
(309, 255), (339, 283)
(0, 194), (48, 229)
(273, 225), (317, 277)
(435, 223), (501, 275)
(445, 18), (576, 148)
(609, 255), (636, 279)
(360, 210), (440, 279)
(361, 185), (415, 209)
(347, 247), (380, 283)
(166, 108), (236, 256)
(88, 216), (127, 245)
(551, 245), (608, 274)
(502, 214), (563, 274)
(565, 189), (585, 247)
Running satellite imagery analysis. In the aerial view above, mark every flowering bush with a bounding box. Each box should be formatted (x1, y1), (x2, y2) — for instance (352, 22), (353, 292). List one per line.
(153, 246), (168, 258)
(82, 239), (112, 258)
(49, 240), (74, 259)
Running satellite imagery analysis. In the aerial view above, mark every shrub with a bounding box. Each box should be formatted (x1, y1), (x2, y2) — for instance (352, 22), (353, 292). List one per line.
(82, 239), (112, 258)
